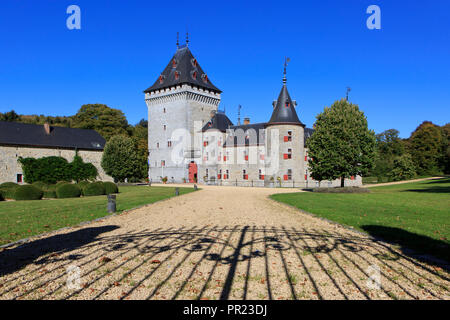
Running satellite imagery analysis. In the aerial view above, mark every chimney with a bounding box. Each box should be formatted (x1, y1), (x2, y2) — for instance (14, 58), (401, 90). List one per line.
(243, 117), (250, 125)
(44, 123), (51, 135)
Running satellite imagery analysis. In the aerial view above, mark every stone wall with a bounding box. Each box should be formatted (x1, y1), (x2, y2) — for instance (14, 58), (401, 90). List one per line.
(0, 145), (113, 184)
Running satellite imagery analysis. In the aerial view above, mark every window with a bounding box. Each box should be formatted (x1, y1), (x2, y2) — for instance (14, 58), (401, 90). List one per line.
(168, 141), (172, 147)
(159, 74), (165, 84)
(175, 71), (180, 80)
(284, 149), (292, 159)
(157, 142), (159, 148)
(285, 99), (290, 108)
(192, 71), (197, 80)
(218, 169), (222, 179)
(287, 169), (292, 180)
(244, 150), (248, 161)
(206, 169), (209, 179)
(17, 174), (22, 183)
(202, 74), (208, 83)
(172, 59), (177, 68)
(225, 170), (229, 179)
(243, 170), (248, 180)
(161, 160), (165, 167)
(204, 140), (208, 147)
(163, 125), (166, 131)
(191, 58), (197, 67)
(259, 169), (264, 180)
(163, 108), (166, 113)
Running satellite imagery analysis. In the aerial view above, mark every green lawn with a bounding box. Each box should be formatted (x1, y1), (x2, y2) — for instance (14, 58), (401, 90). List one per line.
(271, 178), (450, 262)
(0, 186), (195, 246)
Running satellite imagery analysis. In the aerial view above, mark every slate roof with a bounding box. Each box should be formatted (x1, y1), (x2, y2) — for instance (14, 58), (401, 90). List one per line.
(144, 46), (221, 94)
(224, 123), (266, 147)
(201, 111), (234, 132)
(268, 81), (304, 126)
(0, 121), (106, 151)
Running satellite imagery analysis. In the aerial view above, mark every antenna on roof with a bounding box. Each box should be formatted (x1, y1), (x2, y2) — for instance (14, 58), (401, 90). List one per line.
(237, 105), (242, 125)
(346, 87), (351, 101)
(283, 57), (290, 84)
(176, 32), (179, 48)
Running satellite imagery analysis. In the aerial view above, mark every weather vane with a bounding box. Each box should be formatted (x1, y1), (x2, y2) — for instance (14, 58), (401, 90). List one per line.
(346, 87), (351, 101)
(283, 57), (290, 83)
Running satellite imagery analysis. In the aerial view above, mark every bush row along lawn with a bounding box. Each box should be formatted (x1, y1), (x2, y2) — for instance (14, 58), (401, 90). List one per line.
(362, 175), (435, 184)
(0, 186), (195, 246)
(271, 178), (450, 262)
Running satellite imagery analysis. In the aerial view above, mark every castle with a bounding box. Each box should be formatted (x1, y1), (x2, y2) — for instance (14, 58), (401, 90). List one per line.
(144, 42), (362, 188)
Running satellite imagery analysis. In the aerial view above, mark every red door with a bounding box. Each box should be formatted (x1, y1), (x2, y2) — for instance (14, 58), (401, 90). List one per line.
(188, 162), (198, 183)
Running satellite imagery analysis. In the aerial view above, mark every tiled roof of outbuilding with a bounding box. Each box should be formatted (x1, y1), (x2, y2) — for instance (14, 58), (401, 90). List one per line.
(0, 121), (105, 150)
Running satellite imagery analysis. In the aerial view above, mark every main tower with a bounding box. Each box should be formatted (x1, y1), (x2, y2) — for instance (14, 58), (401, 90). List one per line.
(144, 39), (222, 183)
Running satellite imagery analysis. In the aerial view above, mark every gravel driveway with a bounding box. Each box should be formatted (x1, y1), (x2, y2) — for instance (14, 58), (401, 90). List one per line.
(0, 185), (449, 300)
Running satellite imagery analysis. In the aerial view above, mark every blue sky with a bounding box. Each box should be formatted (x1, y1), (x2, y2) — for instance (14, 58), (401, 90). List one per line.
(0, 0), (449, 138)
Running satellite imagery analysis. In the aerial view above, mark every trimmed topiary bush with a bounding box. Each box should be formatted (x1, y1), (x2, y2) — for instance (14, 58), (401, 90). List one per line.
(13, 185), (43, 201)
(32, 181), (48, 190)
(103, 182), (118, 195)
(0, 183), (19, 200)
(0, 182), (18, 188)
(56, 184), (81, 198)
(43, 189), (57, 198)
(56, 181), (71, 187)
(82, 182), (106, 196)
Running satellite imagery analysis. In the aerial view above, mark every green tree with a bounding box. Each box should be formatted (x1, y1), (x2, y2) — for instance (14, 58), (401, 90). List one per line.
(409, 121), (445, 175)
(101, 135), (142, 182)
(440, 123), (450, 174)
(387, 154), (416, 181)
(70, 154), (98, 182)
(0, 110), (21, 122)
(371, 129), (407, 180)
(131, 124), (149, 180)
(72, 104), (129, 140)
(307, 99), (376, 187)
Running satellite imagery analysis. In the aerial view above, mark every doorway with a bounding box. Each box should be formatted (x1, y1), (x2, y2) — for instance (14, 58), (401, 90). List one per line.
(188, 161), (197, 183)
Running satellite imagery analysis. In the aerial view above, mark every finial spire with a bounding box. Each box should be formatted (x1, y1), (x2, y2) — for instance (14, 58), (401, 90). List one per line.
(176, 32), (179, 48)
(283, 57), (290, 84)
(186, 31), (189, 47)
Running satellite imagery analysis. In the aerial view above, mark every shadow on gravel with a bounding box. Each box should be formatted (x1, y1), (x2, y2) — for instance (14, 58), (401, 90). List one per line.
(1, 225), (449, 300)
(361, 225), (450, 270)
(0, 225), (119, 277)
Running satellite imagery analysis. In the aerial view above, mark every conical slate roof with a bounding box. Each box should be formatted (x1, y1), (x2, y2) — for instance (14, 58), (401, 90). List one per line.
(144, 46), (221, 94)
(267, 81), (303, 126)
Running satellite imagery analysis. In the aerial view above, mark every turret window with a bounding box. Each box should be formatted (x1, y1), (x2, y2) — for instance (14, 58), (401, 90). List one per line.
(285, 99), (290, 108)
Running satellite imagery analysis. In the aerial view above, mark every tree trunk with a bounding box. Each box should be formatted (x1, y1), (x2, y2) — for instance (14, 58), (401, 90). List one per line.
(340, 177), (345, 188)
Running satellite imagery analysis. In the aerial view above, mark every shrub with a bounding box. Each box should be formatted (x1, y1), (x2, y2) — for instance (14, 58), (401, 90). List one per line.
(82, 182), (106, 196)
(0, 183), (19, 200)
(0, 192), (4, 201)
(0, 182), (18, 188)
(13, 185), (43, 201)
(56, 184), (81, 198)
(43, 189), (57, 198)
(312, 187), (371, 193)
(103, 182), (118, 195)
(77, 181), (90, 188)
(32, 181), (48, 190)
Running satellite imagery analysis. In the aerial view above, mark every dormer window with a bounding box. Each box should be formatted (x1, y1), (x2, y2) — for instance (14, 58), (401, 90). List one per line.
(159, 74), (165, 84)
(172, 59), (177, 68)
(191, 58), (197, 67)
(285, 100), (290, 108)
(175, 71), (180, 80)
(201, 74), (208, 83)
(191, 71), (197, 80)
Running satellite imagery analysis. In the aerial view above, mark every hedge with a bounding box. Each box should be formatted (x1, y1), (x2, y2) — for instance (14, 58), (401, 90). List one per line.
(103, 182), (119, 195)
(82, 182), (106, 196)
(0, 182), (18, 188)
(43, 189), (57, 199)
(13, 185), (44, 201)
(56, 184), (81, 198)
(0, 183), (19, 200)
(312, 187), (371, 193)
(0, 192), (4, 201)
(32, 181), (48, 190)
(18, 155), (98, 184)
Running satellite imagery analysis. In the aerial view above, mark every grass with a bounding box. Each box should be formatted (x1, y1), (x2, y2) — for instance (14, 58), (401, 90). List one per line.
(0, 186), (196, 246)
(271, 178), (450, 262)
(362, 175), (435, 184)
